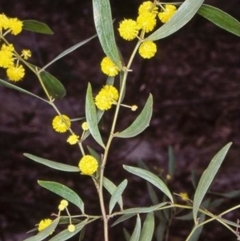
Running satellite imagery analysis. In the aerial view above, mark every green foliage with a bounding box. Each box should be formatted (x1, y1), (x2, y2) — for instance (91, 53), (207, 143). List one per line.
(23, 20), (54, 35)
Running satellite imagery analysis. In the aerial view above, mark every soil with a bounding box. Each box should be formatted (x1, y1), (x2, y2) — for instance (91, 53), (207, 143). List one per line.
(0, 1), (239, 241)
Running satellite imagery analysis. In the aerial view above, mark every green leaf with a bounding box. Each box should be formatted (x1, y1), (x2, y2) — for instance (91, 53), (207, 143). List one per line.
(147, 0), (205, 41)
(129, 215), (141, 241)
(139, 212), (154, 241)
(120, 203), (168, 215)
(38, 181), (85, 213)
(115, 94), (153, 138)
(193, 142), (232, 223)
(168, 146), (175, 177)
(48, 220), (88, 241)
(23, 217), (60, 241)
(24, 153), (79, 172)
(40, 71), (66, 99)
(42, 34), (97, 71)
(109, 179), (128, 214)
(111, 214), (135, 227)
(210, 190), (240, 199)
(124, 165), (173, 203)
(0, 78), (48, 103)
(103, 177), (123, 208)
(123, 228), (131, 241)
(188, 214), (206, 241)
(198, 4), (240, 37)
(92, 0), (122, 68)
(85, 83), (105, 148)
(23, 20), (54, 35)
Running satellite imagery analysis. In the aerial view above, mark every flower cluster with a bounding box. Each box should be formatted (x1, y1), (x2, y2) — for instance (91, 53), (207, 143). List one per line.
(0, 14), (31, 82)
(118, 1), (177, 59)
(38, 219), (53, 232)
(78, 155), (98, 175)
(95, 85), (119, 111)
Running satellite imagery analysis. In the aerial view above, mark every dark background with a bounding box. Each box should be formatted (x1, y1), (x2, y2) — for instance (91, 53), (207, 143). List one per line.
(0, 0), (239, 240)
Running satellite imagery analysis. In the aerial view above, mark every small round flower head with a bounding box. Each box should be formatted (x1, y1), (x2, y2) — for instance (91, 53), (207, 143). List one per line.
(38, 219), (53, 232)
(67, 134), (79, 145)
(58, 199), (69, 211)
(101, 56), (120, 77)
(179, 192), (189, 201)
(158, 4), (177, 23)
(52, 114), (71, 133)
(95, 85), (119, 111)
(131, 105), (138, 111)
(21, 49), (31, 60)
(137, 12), (156, 33)
(0, 14), (9, 31)
(78, 155), (98, 175)
(138, 1), (158, 16)
(6, 64), (25, 82)
(118, 19), (139, 41)
(139, 41), (157, 59)
(7, 17), (23, 35)
(81, 121), (89, 131)
(0, 44), (14, 68)
(68, 224), (76, 232)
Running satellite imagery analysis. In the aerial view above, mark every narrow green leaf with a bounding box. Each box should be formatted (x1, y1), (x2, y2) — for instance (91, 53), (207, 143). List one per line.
(40, 71), (66, 99)
(38, 181), (85, 213)
(124, 165), (173, 203)
(147, 0), (204, 41)
(129, 215), (141, 241)
(109, 179), (128, 214)
(42, 34), (97, 71)
(24, 153), (79, 172)
(193, 142), (232, 223)
(103, 177), (123, 208)
(168, 146), (175, 176)
(92, 0), (122, 68)
(123, 228), (131, 241)
(85, 83), (105, 148)
(115, 94), (153, 138)
(111, 214), (135, 227)
(23, 20), (54, 35)
(198, 4), (240, 37)
(139, 212), (155, 241)
(210, 190), (240, 199)
(120, 203), (168, 215)
(48, 219), (88, 241)
(0, 78), (48, 103)
(23, 217), (60, 241)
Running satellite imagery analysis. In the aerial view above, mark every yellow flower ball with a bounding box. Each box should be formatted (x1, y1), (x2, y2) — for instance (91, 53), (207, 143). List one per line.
(21, 49), (32, 60)
(158, 4), (177, 23)
(38, 219), (53, 232)
(118, 19), (139, 41)
(95, 85), (119, 111)
(6, 64), (25, 82)
(0, 44), (14, 69)
(179, 192), (189, 201)
(58, 199), (69, 211)
(7, 17), (23, 35)
(68, 224), (76, 232)
(67, 134), (79, 145)
(139, 41), (157, 59)
(78, 155), (98, 175)
(52, 115), (71, 133)
(137, 12), (156, 33)
(138, 1), (158, 16)
(100, 56), (120, 77)
(81, 121), (89, 131)
(0, 14), (9, 31)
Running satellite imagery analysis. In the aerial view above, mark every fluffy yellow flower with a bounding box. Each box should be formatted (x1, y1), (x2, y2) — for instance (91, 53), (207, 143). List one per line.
(7, 17), (23, 35)
(52, 114), (71, 133)
(58, 199), (69, 211)
(179, 192), (189, 201)
(138, 1), (158, 16)
(38, 219), (53, 232)
(68, 224), (76, 232)
(139, 41), (157, 59)
(21, 49), (32, 60)
(137, 12), (156, 33)
(0, 44), (14, 68)
(118, 19), (139, 41)
(67, 134), (79, 145)
(6, 64), (25, 82)
(81, 122), (89, 131)
(158, 4), (177, 23)
(95, 85), (119, 111)
(78, 155), (98, 175)
(0, 14), (9, 31)
(100, 56), (120, 76)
